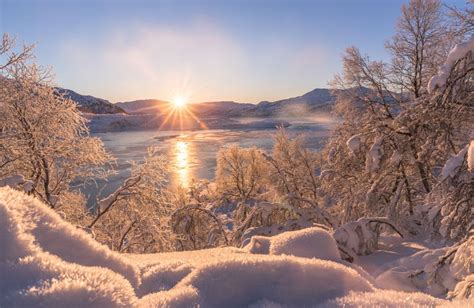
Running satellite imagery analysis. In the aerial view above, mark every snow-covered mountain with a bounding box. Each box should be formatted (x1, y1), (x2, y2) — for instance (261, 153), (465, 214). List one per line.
(116, 99), (255, 117)
(249, 88), (335, 117)
(117, 88), (336, 118)
(115, 99), (169, 114)
(56, 88), (127, 115)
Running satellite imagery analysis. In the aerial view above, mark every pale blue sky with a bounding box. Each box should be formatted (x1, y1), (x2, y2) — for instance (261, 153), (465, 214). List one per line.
(0, 0), (467, 103)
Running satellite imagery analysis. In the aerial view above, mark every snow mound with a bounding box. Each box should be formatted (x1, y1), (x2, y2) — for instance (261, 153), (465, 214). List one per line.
(271, 227), (341, 260)
(245, 227), (341, 261)
(245, 235), (272, 254)
(0, 187), (461, 306)
(428, 37), (474, 93)
(169, 256), (374, 307)
(321, 290), (446, 307)
(0, 188), (138, 307)
(0, 187), (140, 286)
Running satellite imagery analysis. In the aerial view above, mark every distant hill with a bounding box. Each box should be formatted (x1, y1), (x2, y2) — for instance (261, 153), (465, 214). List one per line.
(115, 99), (168, 114)
(117, 88), (336, 118)
(248, 88), (334, 117)
(56, 88), (127, 115)
(59, 87), (374, 118)
(116, 99), (255, 117)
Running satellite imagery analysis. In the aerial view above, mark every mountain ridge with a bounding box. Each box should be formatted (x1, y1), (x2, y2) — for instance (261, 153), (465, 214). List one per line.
(56, 88), (127, 115)
(116, 88), (336, 118)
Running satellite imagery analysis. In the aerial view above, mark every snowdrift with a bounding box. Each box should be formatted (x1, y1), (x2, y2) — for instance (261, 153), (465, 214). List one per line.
(0, 187), (457, 307)
(245, 227), (341, 261)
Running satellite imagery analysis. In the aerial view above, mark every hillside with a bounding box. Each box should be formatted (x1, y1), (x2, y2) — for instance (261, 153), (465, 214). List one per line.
(56, 88), (127, 115)
(115, 99), (169, 114)
(116, 99), (256, 117)
(249, 88), (334, 117)
(117, 88), (336, 118)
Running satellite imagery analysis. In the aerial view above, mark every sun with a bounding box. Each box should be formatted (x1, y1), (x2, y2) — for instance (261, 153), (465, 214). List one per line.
(159, 94), (207, 131)
(173, 96), (187, 108)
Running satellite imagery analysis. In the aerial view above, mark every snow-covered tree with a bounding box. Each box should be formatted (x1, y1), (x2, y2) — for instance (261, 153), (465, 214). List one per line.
(266, 128), (323, 208)
(322, 0), (473, 234)
(426, 141), (473, 242)
(0, 34), (109, 208)
(216, 145), (269, 202)
(386, 0), (451, 98)
(87, 148), (177, 253)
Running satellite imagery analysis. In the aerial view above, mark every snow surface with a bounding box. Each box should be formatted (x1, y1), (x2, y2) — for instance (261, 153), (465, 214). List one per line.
(245, 227), (341, 261)
(428, 37), (474, 93)
(0, 187), (466, 307)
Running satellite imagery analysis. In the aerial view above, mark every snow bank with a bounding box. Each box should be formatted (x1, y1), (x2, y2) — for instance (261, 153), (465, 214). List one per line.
(375, 247), (448, 295)
(271, 227), (340, 260)
(0, 188), (138, 307)
(428, 37), (474, 93)
(0, 187), (462, 306)
(376, 236), (473, 300)
(169, 256), (374, 307)
(0, 187), (140, 286)
(245, 227), (340, 260)
(321, 290), (446, 307)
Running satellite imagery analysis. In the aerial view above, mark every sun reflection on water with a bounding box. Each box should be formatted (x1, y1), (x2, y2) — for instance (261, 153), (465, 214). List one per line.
(174, 139), (190, 188)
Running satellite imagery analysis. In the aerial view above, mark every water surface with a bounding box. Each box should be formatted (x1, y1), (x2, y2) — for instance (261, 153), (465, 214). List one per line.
(85, 119), (333, 202)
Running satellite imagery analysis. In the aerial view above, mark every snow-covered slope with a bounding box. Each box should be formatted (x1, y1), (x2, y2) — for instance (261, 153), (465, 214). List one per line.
(115, 99), (170, 114)
(57, 88), (127, 115)
(116, 88), (337, 119)
(248, 88), (335, 117)
(0, 187), (461, 307)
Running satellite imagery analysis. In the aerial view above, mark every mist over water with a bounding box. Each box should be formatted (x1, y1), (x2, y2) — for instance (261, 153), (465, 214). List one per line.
(83, 118), (333, 203)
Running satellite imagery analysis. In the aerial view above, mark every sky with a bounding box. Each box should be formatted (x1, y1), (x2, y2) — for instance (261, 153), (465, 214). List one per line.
(0, 0), (468, 103)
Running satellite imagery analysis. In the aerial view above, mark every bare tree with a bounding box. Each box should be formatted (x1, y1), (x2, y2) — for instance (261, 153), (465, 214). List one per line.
(386, 0), (449, 98)
(216, 145), (269, 202)
(324, 0), (472, 234)
(88, 149), (177, 253)
(0, 34), (110, 208)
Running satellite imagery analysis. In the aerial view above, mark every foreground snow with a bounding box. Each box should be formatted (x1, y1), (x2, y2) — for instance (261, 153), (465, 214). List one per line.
(0, 188), (467, 307)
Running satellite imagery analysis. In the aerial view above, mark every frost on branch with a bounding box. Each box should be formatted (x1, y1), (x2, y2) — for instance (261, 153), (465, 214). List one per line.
(365, 137), (383, 174)
(346, 134), (362, 155)
(468, 140), (474, 172)
(412, 235), (474, 299)
(450, 274), (474, 300)
(428, 37), (474, 93)
(233, 201), (333, 247)
(426, 140), (474, 242)
(333, 217), (403, 261)
(440, 145), (468, 181)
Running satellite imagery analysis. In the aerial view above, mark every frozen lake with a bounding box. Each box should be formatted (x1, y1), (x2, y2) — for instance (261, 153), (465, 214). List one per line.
(82, 119), (334, 203)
